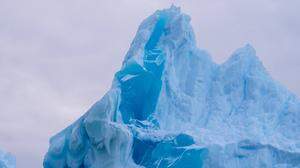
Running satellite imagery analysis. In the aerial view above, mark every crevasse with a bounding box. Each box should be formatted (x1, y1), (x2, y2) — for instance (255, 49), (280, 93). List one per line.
(44, 6), (300, 168)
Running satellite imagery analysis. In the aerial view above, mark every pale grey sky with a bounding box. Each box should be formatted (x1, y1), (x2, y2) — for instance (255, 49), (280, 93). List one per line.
(0, 0), (299, 167)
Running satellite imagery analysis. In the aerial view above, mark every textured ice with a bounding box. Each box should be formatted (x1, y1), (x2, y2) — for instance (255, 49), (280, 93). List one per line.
(0, 149), (16, 168)
(44, 6), (300, 168)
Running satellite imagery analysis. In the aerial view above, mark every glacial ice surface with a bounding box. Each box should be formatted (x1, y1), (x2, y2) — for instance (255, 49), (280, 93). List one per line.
(0, 150), (16, 168)
(44, 6), (300, 168)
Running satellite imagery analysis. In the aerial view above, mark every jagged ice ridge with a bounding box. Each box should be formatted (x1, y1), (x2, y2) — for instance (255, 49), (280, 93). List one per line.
(44, 6), (300, 168)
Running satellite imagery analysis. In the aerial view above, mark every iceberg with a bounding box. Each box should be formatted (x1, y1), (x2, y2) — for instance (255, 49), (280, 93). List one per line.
(0, 149), (15, 168)
(44, 6), (300, 168)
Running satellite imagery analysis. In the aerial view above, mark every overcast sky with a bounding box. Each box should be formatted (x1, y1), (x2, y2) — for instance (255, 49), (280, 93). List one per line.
(0, 0), (299, 167)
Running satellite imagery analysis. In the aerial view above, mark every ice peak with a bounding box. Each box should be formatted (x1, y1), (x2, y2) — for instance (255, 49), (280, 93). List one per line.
(160, 4), (181, 14)
(224, 44), (263, 68)
(124, 6), (196, 65)
(239, 43), (256, 56)
(220, 43), (269, 79)
(231, 44), (257, 61)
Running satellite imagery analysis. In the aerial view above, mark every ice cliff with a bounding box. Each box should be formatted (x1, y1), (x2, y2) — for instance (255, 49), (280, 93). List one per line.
(0, 150), (15, 168)
(44, 6), (300, 168)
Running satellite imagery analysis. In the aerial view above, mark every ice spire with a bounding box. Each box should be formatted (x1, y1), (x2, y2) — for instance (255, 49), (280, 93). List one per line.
(123, 5), (197, 66)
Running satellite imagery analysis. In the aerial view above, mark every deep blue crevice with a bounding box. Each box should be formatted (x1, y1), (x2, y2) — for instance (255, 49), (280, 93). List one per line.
(116, 11), (167, 123)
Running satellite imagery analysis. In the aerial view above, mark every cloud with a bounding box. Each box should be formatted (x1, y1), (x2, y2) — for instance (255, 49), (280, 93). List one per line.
(0, 0), (299, 167)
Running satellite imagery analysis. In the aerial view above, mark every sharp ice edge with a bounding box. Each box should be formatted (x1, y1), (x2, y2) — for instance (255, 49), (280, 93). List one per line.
(0, 149), (16, 168)
(44, 6), (300, 168)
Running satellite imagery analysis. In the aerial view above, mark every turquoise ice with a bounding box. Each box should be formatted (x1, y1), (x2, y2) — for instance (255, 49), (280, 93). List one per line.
(44, 6), (300, 168)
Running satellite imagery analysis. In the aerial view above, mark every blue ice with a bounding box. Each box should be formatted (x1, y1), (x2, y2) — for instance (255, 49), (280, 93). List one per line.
(44, 5), (300, 168)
